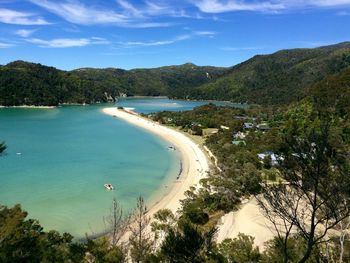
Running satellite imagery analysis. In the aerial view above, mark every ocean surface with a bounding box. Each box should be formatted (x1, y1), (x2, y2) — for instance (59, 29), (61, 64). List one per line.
(0, 98), (237, 238)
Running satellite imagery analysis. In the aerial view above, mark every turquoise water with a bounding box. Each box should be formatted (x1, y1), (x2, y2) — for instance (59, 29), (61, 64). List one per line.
(0, 98), (221, 238)
(116, 97), (246, 113)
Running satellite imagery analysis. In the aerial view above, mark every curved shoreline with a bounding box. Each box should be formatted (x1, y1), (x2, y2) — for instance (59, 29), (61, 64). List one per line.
(102, 107), (209, 217)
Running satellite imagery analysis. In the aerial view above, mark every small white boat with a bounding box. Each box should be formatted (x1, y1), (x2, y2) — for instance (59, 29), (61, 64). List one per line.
(168, 146), (176, 151)
(104, 183), (114, 190)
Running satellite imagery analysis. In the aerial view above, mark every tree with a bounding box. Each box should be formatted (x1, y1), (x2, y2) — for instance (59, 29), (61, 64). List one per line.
(0, 204), (44, 262)
(129, 196), (153, 263)
(0, 204), (82, 263)
(151, 209), (176, 247)
(337, 211), (350, 263)
(257, 102), (350, 263)
(219, 234), (261, 263)
(160, 220), (221, 263)
(86, 237), (127, 263)
(105, 198), (129, 247)
(261, 236), (322, 263)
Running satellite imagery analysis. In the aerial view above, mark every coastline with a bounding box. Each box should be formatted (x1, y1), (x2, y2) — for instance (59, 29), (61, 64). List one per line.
(0, 105), (56, 109)
(102, 107), (209, 217)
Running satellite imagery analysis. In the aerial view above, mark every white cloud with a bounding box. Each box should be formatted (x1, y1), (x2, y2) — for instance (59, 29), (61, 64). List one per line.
(30, 0), (129, 25)
(15, 29), (36, 37)
(0, 42), (14, 48)
(29, 0), (176, 27)
(121, 31), (215, 48)
(194, 0), (285, 13)
(123, 22), (174, 28)
(194, 31), (216, 36)
(310, 0), (350, 7)
(123, 40), (175, 47)
(0, 8), (49, 25)
(29, 0), (209, 28)
(26, 37), (110, 48)
(221, 46), (264, 51)
(194, 0), (350, 13)
(116, 0), (142, 17)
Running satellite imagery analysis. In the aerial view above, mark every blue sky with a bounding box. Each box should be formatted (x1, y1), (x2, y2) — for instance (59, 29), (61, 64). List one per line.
(0, 0), (350, 70)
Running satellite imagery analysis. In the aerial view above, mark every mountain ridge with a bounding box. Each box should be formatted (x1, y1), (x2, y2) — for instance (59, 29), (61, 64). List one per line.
(1, 41), (349, 106)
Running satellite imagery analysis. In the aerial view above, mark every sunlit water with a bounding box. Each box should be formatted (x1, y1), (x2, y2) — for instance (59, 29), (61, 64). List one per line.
(0, 98), (239, 238)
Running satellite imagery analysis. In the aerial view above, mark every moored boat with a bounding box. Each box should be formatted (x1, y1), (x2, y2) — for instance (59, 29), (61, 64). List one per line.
(104, 183), (114, 190)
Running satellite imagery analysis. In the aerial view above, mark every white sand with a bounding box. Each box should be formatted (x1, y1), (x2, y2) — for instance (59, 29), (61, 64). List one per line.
(0, 105), (56, 109)
(216, 198), (276, 248)
(102, 107), (209, 216)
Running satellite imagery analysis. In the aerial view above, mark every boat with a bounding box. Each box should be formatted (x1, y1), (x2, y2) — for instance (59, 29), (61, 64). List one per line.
(168, 146), (176, 151)
(104, 183), (114, 190)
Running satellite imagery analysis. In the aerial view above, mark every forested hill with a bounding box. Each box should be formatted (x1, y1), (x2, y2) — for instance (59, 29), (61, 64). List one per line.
(0, 62), (226, 106)
(72, 63), (226, 99)
(0, 42), (349, 106)
(187, 42), (350, 105)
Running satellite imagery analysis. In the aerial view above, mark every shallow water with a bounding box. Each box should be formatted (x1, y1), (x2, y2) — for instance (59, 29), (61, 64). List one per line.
(0, 98), (237, 238)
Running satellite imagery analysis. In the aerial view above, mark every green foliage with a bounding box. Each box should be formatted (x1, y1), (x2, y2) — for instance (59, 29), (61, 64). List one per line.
(190, 42), (350, 105)
(86, 237), (126, 263)
(152, 104), (246, 130)
(0, 204), (81, 263)
(151, 209), (176, 241)
(160, 220), (222, 263)
(261, 236), (322, 263)
(219, 234), (261, 263)
(129, 196), (154, 263)
(0, 61), (226, 106)
(0, 204), (129, 263)
(182, 203), (209, 225)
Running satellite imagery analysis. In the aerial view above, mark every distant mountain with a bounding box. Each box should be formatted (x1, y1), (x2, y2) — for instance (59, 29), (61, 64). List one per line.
(0, 42), (349, 106)
(72, 63), (226, 99)
(0, 62), (226, 106)
(188, 42), (350, 105)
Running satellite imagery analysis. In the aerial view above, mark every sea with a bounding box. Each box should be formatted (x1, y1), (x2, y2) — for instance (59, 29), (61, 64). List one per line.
(0, 98), (241, 238)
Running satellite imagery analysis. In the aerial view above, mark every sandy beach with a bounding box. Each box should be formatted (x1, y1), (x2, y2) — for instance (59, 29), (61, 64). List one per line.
(102, 107), (209, 217)
(102, 107), (276, 248)
(0, 105), (56, 109)
(216, 198), (276, 248)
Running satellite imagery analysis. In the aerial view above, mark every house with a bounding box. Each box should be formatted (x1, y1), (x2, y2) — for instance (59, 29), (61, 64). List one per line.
(220, 125), (230, 130)
(190, 122), (202, 127)
(232, 140), (246, 146)
(243, 122), (254, 129)
(234, 115), (248, 120)
(257, 151), (279, 166)
(257, 123), (270, 132)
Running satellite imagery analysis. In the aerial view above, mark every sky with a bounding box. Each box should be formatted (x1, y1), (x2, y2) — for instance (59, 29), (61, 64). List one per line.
(0, 0), (350, 70)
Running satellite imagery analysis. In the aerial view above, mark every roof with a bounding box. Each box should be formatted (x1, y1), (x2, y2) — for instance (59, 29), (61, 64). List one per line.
(243, 122), (254, 129)
(232, 140), (246, 146)
(257, 123), (270, 130)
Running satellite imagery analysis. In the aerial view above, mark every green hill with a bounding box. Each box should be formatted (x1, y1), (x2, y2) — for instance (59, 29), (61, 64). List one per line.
(189, 42), (350, 104)
(1, 42), (349, 106)
(0, 61), (226, 106)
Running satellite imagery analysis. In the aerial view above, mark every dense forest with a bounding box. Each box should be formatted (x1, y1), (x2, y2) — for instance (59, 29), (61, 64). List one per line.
(1, 42), (350, 106)
(187, 42), (350, 104)
(0, 61), (225, 106)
